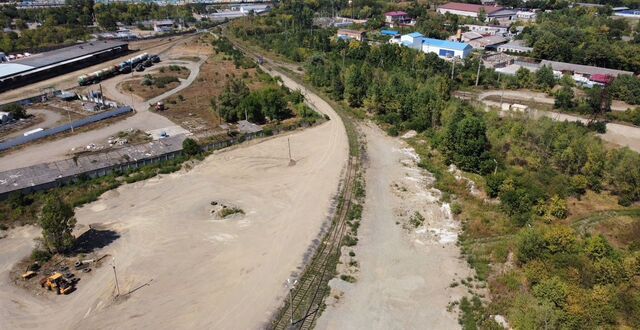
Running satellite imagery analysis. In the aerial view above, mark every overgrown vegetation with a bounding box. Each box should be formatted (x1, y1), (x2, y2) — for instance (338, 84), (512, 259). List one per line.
(231, 2), (640, 327)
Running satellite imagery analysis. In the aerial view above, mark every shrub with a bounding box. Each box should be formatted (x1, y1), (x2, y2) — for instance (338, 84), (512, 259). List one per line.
(409, 211), (425, 227)
(182, 138), (201, 156)
(31, 248), (52, 263)
(219, 207), (244, 218)
(517, 229), (546, 264)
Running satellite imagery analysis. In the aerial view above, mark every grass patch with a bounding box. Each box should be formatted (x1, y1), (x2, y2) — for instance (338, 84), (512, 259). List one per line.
(219, 207), (245, 218)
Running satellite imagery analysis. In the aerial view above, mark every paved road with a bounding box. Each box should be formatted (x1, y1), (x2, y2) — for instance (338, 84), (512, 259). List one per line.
(477, 90), (640, 153)
(0, 57), (206, 171)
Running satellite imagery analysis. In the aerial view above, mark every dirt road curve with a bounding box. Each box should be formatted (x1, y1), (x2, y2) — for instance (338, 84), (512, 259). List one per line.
(0, 61), (349, 329)
(478, 90), (632, 112)
(478, 90), (640, 153)
(0, 57), (205, 171)
(317, 124), (472, 329)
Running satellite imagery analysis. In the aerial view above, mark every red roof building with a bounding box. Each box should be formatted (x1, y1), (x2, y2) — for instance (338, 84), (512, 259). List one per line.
(437, 2), (515, 21)
(384, 11), (413, 27)
(590, 74), (614, 85)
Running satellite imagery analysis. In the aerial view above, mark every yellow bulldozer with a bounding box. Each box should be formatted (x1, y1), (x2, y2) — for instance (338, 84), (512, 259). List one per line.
(40, 273), (74, 295)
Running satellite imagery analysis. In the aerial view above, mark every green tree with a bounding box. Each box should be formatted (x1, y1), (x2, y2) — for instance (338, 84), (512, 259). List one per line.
(443, 110), (490, 173)
(586, 86), (612, 117)
(4, 103), (27, 119)
(532, 276), (569, 307)
(478, 8), (487, 22)
(517, 228), (546, 263)
(218, 79), (249, 122)
(344, 64), (366, 107)
(182, 138), (201, 156)
(38, 195), (76, 253)
(535, 65), (555, 89)
(258, 87), (291, 120)
(554, 85), (575, 110)
(515, 67), (534, 89)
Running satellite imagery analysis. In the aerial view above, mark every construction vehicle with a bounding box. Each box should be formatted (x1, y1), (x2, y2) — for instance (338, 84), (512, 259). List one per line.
(40, 272), (74, 295)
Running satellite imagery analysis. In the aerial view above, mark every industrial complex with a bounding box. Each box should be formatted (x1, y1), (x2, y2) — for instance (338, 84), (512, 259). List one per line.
(0, 40), (129, 93)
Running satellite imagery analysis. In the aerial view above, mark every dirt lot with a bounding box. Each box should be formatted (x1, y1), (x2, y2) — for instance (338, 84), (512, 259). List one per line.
(317, 123), (474, 329)
(0, 62), (350, 329)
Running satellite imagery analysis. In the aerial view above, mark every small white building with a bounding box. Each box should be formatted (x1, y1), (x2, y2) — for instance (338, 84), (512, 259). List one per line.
(400, 32), (424, 49)
(463, 24), (508, 36)
(497, 41), (533, 53)
(515, 11), (537, 21)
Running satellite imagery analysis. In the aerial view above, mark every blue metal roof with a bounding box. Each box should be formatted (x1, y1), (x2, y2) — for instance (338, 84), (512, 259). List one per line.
(406, 32), (424, 38)
(380, 30), (399, 36)
(421, 38), (471, 51)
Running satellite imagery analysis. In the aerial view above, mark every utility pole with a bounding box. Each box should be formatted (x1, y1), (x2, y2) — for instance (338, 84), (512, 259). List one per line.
(450, 57), (456, 81)
(112, 257), (120, 297)
(475, 54), (483, 87)
(287, 138), (292, 161)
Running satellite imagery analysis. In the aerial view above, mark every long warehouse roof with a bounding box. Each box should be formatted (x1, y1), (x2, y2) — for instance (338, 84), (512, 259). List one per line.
(0, 40), (127, 79)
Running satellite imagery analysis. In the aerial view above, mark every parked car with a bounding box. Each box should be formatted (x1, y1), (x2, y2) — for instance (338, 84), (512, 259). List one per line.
(143, 59), (153, 67)
(136, 65), (145, 72)
(151, 55), (160, 63)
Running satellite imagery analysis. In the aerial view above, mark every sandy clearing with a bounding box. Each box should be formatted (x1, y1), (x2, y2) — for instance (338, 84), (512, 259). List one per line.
(316, 123), (472, 329)
(0, 63), (349, 329)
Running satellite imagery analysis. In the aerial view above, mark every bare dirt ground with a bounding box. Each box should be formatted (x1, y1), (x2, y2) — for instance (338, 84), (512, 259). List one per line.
(0, 61), (349, 329)
(117, 66), (190, 100)
(316, 123), (473, 329)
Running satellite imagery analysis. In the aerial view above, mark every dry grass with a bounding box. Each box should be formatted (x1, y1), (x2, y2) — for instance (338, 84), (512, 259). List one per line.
(160, 54), (264, 136)
(118, 67), (190, 101)
(564, 190), (623, 223)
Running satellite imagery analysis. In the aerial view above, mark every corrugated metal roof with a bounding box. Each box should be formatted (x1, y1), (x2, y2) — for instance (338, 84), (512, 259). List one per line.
(11, 40), (127, 69)
(385, 11), (408, 16)
(539, 60), (633, 77)
(406, 32), (424, 38)
(0, 63), (35, 78)
(422, 38), (471, 51)
(0, 134), (186, 195)
(438, 2), (504, 14)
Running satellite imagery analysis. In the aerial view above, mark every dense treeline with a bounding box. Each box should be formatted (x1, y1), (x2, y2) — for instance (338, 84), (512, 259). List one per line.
(521, 7), (640, 72)
(211, 36), (319, 125)
(0, 0), (204, 52)
(94, 3), (197, 31)
(0, 0), (94, 52)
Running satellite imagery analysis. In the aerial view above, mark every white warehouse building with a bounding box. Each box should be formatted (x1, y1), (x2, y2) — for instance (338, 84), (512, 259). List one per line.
(422, 38), (472, 59)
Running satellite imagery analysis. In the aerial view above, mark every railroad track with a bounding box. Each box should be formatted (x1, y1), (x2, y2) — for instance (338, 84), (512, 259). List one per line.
(271, 156), (357, 330)
(227, 35), (360, 329)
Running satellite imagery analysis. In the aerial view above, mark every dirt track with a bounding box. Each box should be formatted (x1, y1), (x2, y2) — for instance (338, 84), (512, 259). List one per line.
(0, 60), (349, 329)
(478, 90), (640, 153)
(316, 124), (472, 329)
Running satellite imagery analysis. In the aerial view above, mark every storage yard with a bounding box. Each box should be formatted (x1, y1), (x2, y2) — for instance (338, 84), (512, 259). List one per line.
(0, 41), (129, 93)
